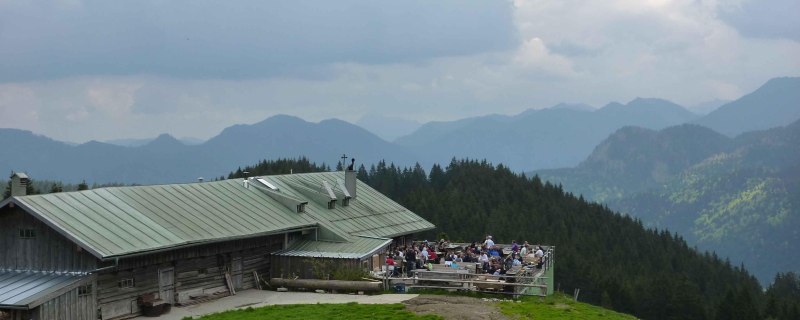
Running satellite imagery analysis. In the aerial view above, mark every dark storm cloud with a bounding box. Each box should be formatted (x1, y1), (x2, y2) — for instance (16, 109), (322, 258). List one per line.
(0, 1), (517, 82)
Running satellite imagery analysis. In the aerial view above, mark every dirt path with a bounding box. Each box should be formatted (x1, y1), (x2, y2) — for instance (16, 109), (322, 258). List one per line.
(403, 295), (509, 320)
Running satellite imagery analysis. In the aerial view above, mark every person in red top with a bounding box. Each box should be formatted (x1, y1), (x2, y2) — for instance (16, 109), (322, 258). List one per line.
(428, 247), (438, 264)
(386, 255), (397, 277)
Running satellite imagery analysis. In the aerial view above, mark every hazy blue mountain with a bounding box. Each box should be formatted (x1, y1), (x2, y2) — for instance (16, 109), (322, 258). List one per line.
(546, 102), (595, 111)
(179, 137), (205, 145)
(354, 114), (422, 142)
(694, 77), (800, 136)
(537, 120), (800, 284)
(0, 115), (417, 184)
(202, 115), (417, 172)
(395, 98), (698, 171)
(689, 99), (731, 115)
(103, 138), (157, 147)
(104, 136), (204, 147)
(0, 129), (76, 179)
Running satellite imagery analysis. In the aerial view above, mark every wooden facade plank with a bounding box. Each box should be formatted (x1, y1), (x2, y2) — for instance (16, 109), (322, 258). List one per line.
(0, 208), (98, 273)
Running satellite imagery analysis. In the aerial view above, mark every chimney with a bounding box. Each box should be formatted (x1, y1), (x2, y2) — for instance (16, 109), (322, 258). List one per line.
(10, 172), (30, 197)
(345, 169), (357, 199)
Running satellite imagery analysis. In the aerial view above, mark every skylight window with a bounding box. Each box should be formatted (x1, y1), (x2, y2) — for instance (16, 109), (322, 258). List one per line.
(257, 178), (279, 190)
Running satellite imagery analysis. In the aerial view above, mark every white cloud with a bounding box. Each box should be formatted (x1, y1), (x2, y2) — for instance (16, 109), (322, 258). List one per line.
(513, 37), (577, 77)
(509, 0), (800, 104)
(0, 84), (39, 131)
(86, 81), (141, 119)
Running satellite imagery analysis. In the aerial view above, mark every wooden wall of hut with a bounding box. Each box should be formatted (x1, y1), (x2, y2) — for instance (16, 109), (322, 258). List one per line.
(32, 276), (96, 320)
(0, 208), (98, 272)
(0, 310), (30, 320)
(96, 233), (284, 319)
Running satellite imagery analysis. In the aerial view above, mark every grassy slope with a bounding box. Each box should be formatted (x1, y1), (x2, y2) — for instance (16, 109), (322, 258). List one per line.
(500, 293), (637, 320)
(193, 302), (442, 320)
(194, 293), (635, 320)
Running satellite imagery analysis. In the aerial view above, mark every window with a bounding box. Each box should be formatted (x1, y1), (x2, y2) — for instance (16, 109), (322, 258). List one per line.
(78, 284), (92, 296)
(18, 229), (36, 239)
(118, 278), (135, 289)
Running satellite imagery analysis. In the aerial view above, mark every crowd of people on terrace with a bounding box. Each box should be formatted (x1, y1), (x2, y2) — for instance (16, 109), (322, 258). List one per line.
(384, 235), (546, 278)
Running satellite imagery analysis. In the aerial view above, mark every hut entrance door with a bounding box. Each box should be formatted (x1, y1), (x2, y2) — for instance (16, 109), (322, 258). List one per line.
(231, 257), (243, 290)
(158, 268), (175, 304)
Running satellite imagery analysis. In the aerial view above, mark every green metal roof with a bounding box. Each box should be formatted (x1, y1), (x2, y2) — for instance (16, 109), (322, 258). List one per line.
(272, 236), (393, 259)
(10, 180), (318, 259)
(4, 172), (434, 260)
(0, 271), (89, 309)
(267, 172), (435, 239)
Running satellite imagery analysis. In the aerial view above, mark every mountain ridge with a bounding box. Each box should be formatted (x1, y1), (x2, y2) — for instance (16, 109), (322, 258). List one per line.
(537, 120), (800, 284)
(395, 98), (699, 171)
(0, 115), (417, 184)
(694, 76), (800, 136)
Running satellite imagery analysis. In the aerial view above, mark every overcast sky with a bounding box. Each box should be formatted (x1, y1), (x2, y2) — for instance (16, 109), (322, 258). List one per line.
(1, 0), (798, 143)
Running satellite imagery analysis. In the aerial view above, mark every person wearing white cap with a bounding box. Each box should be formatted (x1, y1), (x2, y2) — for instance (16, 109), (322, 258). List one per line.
(483, 235), (495, 250)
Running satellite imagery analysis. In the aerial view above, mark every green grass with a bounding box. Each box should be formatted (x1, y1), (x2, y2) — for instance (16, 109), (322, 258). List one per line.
(193, 302), (442, 320)
(192, 293), (634, 320)
(499, 293), (637, 320)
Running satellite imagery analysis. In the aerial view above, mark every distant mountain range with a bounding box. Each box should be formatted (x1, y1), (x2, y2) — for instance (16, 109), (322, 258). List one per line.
(394, 76), (798, 170)
(355, 114), (422, 142)
(0, 77), (797, 185)
(537, 120), (800, 284)
(395, 97), (700, 170)
(689, 99), (731, 115)
(104, 137), (204, 147)
(0, 115), (415, 184)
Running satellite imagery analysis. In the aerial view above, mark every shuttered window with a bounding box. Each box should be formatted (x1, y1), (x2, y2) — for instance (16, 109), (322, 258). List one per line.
(18, 229), (36, 239)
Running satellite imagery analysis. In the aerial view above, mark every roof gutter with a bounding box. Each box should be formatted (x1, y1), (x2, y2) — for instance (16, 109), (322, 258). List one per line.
(88, 258), (119, 274)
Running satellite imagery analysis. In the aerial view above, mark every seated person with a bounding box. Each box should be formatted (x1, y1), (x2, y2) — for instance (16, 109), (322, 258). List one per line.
(428, 247), (438, 263)
(512, 254), (522, 267)
(489, 246), (500, 257)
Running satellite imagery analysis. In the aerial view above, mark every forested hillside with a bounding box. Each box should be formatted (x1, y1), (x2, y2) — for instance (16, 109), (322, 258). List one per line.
(538, 120), (800, 284)
(227, 158), (800, 319)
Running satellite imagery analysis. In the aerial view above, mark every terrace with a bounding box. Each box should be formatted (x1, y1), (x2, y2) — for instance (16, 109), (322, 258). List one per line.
(381, 243), (555, 297)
